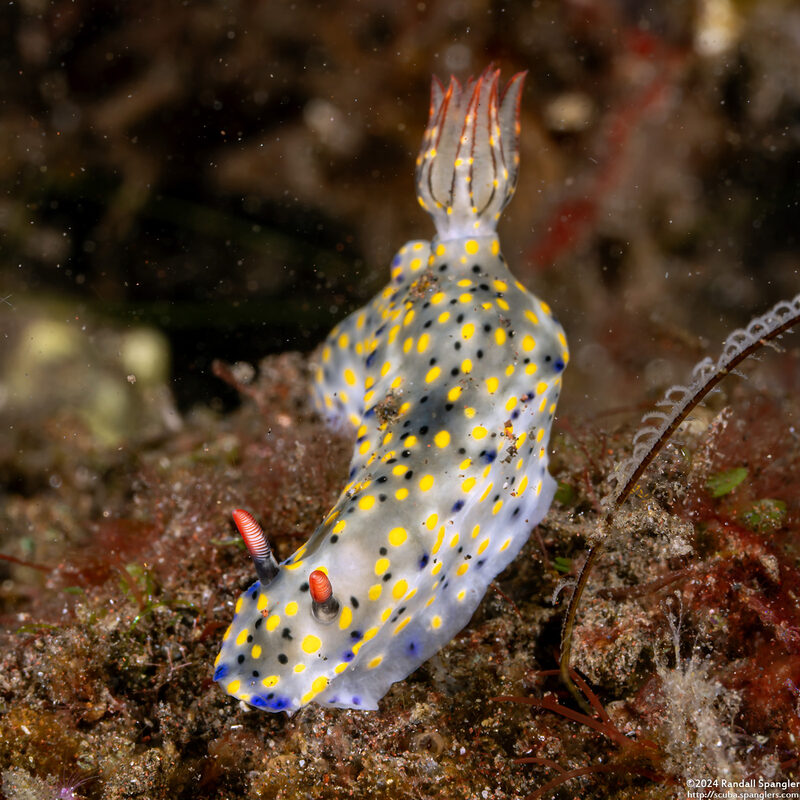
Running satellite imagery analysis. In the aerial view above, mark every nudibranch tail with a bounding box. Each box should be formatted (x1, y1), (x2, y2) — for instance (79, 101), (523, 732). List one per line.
(415, 65), (526, 240)
(232, 509), (280, 585)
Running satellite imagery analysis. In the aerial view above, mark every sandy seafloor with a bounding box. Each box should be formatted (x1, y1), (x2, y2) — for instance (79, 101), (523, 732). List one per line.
(1, 2), (799, 798)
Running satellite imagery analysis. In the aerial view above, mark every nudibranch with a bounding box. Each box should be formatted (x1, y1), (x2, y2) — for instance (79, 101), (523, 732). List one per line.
(214, 66), (568, 712)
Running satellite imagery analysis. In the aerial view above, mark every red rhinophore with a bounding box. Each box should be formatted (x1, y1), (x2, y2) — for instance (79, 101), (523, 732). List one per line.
(232, 509), (269, 561)
(309, 569), (333, 604)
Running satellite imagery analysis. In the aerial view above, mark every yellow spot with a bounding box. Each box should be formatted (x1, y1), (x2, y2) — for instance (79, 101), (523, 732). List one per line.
(459, 458), (472, 470)
(302, 635), (321, 654)
(525, 309), (539, 325)
(389, 526), (408, 546)
(493, 279), (508, 291)
(337, 333), (349, 349)
(434, 430), (450, 448)
(251, 644), (262, 659)
(403, 337), (413, 354)
(375, 557), (390, 575)
(381, 607), (392, 622)
(471, 524), (481, 539)
(536, 381), (548, 395)
(461, 322), (475, 340)
(432, 526), (445, 555)
(486, 377), (499, 394)
(449, 533), (460, 548)
(257, 593), (268, 612)
(393, 464), (407, 476)
(339, 606), (353, 629)
(464, 407), (476, 418)
(536, 428), (545, 442)
(492, 499), (503, 515)
(359, 495), (375, 510)
(344, 368), (356, 386)
(394, 617), (411, 635)
(235, 629), (249, 646)
(368, 655), (383, 669)
(410, 257), (422, 271)
(461, 358), (473, 374)
(335, 662), (349, 674)
(403, 309), (415, 326)
(477, 538), (490, 555)
(359, 439), (371, 455)
(425, 366), (441, 383)
(405, 435), (418, 447)
(285, 601), (299, 616)
(432, 562), (443, 575)
(499, 538), (512, 552)
(517, 475), (529, 496)
(333, 519), (346, 534)
(436, 244), (446, 256)
(457, 589), (467, 601)
(457, 278), (471, 287)
(222, 625), (233, 642)
(491, 239), (499, 256)
(393, 579), (409, 600)
(425, 512), (438, 531)
(447, 385), (462, 402)
(480, 483), (494, 502)
(419, 474), (435, 492)
(472, 425), (487, 439)
(541, 301), (552, 315)
(369, 583), (382, 601)
(522, 335), (536, 352)
(457, 563), (469, 576)
(396, 487), (409, 500)
(227, 679), (241, 695)
(235, 597), (243, 614)
(431, 616), (442, 629)
(364, 626), (379, 641)
(294, 664), (306, 673)
(426, 596), (435, 607)
(266, 614), (281, 632)
(438, 311), (450, 324)
(417, 333), (430, 353)
(465, 239), (479, 255)
(380, 361), (392, 377)
(458, 293), (473, 304)
(431, 292), (445, 305)
(505, 396), (518, 411)
(301, 676), (329, 704)
(525, 363), (538, 375)
(262, 675), (280, 688)
(322, 346), (331, 363)
(495, 328), (507, 346)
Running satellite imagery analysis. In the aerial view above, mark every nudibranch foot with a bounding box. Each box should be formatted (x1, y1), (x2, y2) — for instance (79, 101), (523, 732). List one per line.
(215, 65), (568, 713)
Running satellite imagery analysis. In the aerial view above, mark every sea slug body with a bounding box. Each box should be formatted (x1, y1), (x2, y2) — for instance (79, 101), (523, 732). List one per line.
(215, 66), (569, 713)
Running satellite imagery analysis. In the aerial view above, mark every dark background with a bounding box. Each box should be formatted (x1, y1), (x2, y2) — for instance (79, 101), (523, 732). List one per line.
(1, 0), (798, 413)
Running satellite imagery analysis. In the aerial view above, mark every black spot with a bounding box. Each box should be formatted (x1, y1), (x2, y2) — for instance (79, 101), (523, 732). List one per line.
(420, 395), (428, 403)
(479, 283), (489, 291)
(476, 349), (484, 359)
(482, 451), (496, 464)
(471, 265), (481, 274)
(493, 494), (500, 502)
(402, 450), (411, 458)
(350, 630), (363, 641)
(252, 670), (260, 677)
(418, 554), (429, 569)
(483, 323), (491, 332)
(545, 354), (552, 362)
(477, 559), (486, 568)
(405, 470), (414, 480)
(438, 263), (448, 272)
(379, 547), (387, 555)
(458, 447), (466, 454)
(278, 653), (288, 664)
(428, 357), (437, 366)
(449, 298), (457, 305)
(237, 654), (245, 664)
(250, 590), (257, 600)
(330, 534), (339, 543)
(343, 650), (355, 662)
(254, 617), (263, 629)
(300, 582), (310, 592)
(366, 352), (376, 368)
(397, 606), (407, 616)
(419, 425), (429, 435)
(511, 410), (520, 420)
(454, 341), (461, 350)
(457, 546), (463, 554)
(282, 628), (293, 640)
(451, 499), (465, 512)
(247, 634), (253, 643)
(456, 313), (464, 323)
(450, 367), (459, 376)
(406, 640), (419, 655)
(422, 301), (430, 309)
(382, 573), (392, 582)
(512, 508), (521, 517)
(351, 596), (360, 609)
(445, 403), (453, 411)
(424, 320), (432, 328)
(379, 494), (387, 502)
